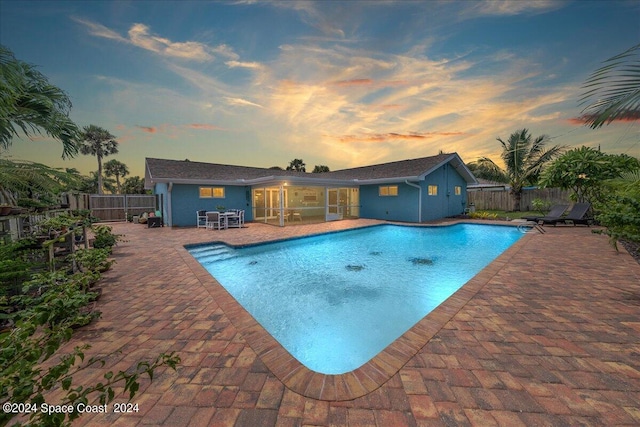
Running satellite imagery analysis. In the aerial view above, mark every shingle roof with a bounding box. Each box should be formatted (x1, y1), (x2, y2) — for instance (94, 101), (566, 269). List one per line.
(145, 153), (477, 186)
(323, 154), (452, 180)
(145, 158), (303, 181)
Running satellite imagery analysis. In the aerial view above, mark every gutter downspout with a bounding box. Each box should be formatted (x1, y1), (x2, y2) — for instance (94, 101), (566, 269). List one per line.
(167, 182), (173, 227)
(405, 180), (422, 223)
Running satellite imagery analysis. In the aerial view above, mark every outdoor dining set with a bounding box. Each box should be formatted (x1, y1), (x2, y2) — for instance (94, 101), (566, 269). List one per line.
(196, 210), (245, 230)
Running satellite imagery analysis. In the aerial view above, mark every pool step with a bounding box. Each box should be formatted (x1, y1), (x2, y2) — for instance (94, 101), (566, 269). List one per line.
(190, 245), (237, 263)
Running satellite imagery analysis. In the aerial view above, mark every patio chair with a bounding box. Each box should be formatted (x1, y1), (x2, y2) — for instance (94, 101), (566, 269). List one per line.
(539, 203), (592, 226)
(521, 204), (569, 222)
(196, 210), (207, 228)
(226, 210), (244, 228)
(206, 211), (224, 230)
(292, 210), (302, 222)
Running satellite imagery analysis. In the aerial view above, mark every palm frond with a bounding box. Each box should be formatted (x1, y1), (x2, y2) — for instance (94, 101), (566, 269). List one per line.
(579, 43), (640, 129)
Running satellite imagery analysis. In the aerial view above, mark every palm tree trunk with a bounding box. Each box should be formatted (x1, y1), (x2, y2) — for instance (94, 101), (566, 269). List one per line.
(513, 190), (522, 211)
(97, 157), (103, 195)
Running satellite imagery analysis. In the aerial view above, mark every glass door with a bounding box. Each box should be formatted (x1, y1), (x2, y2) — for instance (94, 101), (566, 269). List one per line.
(326, 188), (341, 221)
(253, 187), (287, 224)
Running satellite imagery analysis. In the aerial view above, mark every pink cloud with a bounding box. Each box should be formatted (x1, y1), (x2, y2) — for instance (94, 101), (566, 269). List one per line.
(188, 123), (223, 131)
(568, 112), (640, 126)
(136, 125), (157, 133)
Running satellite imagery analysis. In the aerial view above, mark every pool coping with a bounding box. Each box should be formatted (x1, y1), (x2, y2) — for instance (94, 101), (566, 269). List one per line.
(177, 221), (536, 401)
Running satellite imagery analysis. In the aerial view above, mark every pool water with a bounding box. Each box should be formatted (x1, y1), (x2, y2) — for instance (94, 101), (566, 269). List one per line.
(188, 224), (523, 374)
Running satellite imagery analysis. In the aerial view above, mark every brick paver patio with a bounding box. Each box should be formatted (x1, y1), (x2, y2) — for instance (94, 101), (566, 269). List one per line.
(49, 220), (639, 426)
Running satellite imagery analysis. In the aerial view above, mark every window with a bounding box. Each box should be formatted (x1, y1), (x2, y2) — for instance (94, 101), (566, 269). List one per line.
(199, 187), (225, 198)
(428, 185), (438, 196)
(379, 185), (398, 196)
(454, 186), (461, 196)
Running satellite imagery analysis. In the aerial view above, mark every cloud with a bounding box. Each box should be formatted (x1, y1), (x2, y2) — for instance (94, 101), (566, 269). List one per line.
(332, 78), (374, 87)
(136, 125), (157, 133)
(568, 112), (640, 126)
(224, 97), (264, 108)
(74, 17), (233, 62)
(71, 16), (127, 42)
(188, 123), (224, 130)
(463, 0), (564, 17)
(127, 23), (212, 61)
(226, 60), (264, 70)
(333, 131), (466, 144)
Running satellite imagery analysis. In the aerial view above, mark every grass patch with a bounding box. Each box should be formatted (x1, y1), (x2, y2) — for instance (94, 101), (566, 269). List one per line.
(478, 210), (541, 220)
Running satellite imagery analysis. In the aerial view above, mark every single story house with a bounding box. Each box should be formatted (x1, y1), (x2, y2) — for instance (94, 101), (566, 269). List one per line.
(144, 153), (478, 227)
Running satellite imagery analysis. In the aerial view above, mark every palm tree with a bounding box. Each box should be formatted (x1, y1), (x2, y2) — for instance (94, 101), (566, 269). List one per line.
(78, 125), (118, 194)
(104, 159), (129, 194)
(286, 159), (306, 172)
(0, 45), (79, 158)
(580, 43), (640, 129)
(122, 176), (147, 194)
(474, 129), (565, 211)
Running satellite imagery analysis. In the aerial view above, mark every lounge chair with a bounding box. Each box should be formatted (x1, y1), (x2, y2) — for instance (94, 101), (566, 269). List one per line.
(521, 204), (568, 222)
(539, 203), (592, 226)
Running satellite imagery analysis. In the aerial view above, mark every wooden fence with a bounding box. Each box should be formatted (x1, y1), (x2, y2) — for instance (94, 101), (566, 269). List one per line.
(467, 188), (571, 211)
(88, 194), (160, 222)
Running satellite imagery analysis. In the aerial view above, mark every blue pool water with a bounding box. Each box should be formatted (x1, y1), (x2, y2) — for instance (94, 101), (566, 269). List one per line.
(188, 224), (523, 374)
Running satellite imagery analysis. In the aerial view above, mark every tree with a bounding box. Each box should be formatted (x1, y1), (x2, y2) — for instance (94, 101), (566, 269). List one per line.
(0, 158), (82, 206)
(312, 165), (330, 173)
(579, 43), (640, 129)
(75, 171), (116, 194)
(268, 166), (283, 170)
(473, 129), (565, 211)
(466, 161), (509, 183)
(0, 45), (79, 158)
(286, 159), (306, 172)
(540, 146), (640, 204)
(104, 159), (129, 194)
(122, 176), (147, 194)
(78, 125), (118, 194)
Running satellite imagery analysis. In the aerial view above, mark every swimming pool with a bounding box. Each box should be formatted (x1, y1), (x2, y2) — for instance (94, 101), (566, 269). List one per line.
(188, 223), (523, 374)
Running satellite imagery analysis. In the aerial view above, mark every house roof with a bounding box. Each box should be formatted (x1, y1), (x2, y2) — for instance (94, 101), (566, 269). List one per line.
(145, 153), (477, 188)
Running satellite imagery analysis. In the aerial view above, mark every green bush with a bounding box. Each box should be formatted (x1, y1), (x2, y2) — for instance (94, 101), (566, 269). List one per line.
(531, 198), (551, 215)
(91, 225), (124, 251)
(1, 250), (179, 427)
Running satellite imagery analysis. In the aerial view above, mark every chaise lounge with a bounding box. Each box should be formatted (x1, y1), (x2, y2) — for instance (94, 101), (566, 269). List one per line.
(521, 204), (569, 222)
(539, 202), (592, 226)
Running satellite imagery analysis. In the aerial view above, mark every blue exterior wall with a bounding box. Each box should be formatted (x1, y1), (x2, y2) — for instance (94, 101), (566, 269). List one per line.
(359, 182), (420, 222)
(158, 184), (252, 227)
(421, 163), (467, 221)
(359, 163), (468, 223)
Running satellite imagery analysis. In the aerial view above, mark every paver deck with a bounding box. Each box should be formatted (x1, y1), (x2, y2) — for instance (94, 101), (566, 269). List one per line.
(45, 219), (640, 426)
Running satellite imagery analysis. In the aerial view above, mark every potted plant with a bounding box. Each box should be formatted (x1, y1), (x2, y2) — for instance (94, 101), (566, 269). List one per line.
(91, 225), (124, 253)
(71, 248), (115, 274)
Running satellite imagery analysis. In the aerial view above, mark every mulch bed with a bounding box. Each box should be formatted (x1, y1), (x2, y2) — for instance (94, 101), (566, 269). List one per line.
(621, 239), (640, 265)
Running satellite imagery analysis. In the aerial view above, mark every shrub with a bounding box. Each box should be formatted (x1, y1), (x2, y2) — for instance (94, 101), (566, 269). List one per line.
(91, 225), (124, 251)
(1, 256), (180, 426)
(469, 211), (498, 220)
(531, 198), (551, 215)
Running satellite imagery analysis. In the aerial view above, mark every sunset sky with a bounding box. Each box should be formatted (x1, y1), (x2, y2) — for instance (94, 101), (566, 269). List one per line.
(2, 0), (639, 178)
